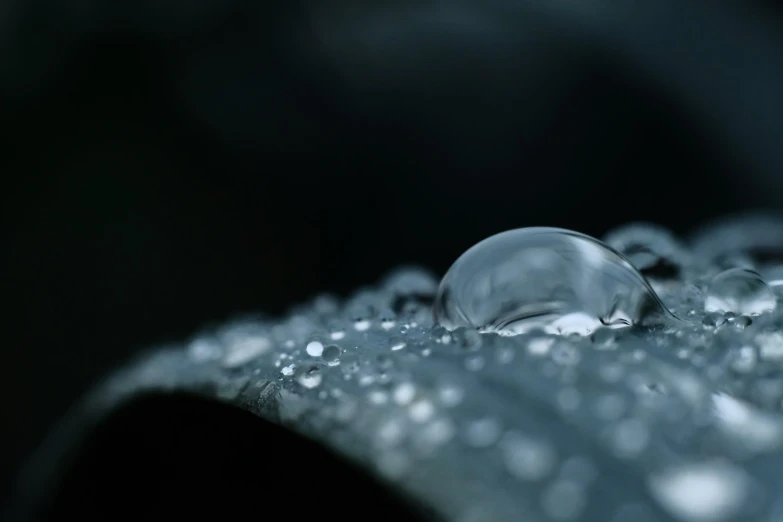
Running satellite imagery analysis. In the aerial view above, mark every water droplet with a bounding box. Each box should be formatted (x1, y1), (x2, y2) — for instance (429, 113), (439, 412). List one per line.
(500, 431), (557, 481)
(380, 309), (397, 330)
(704, 268), (776, 316)
(414, 418), (456, 452)
(321, 344), (342, 366)
(437, 383), (464, 407)
(451, 326), (483, 351)
(354, 319), (371, 331)
(434, 227), (672, 336)
(305, 340), (324, 357)
(368, 390), (388, 405)
(732, 315), (752, 329)
(393, 382), (416, 405)
(376, 418), (406, 447)
(701, 312), (727, 328)
(281, 364), (295, 376)
(463, 417), (502, 448)
(409, 399), (436, 423)
(603, 223), (688, 279)
(648, 460), (749, 522)
(295, 365), (323, 389)
(388, 336), (407, 351)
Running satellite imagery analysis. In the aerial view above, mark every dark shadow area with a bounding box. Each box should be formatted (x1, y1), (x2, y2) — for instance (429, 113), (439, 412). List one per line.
(12, 393), (441, 522)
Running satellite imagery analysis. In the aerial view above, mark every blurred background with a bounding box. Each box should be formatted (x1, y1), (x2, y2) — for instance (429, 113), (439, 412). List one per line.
(2, 0), (783, 509)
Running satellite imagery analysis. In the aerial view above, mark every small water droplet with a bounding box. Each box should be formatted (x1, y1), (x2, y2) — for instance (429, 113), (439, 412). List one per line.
(321, 344), (342, 366)
(305, 340), (324, 357)
(380, 310), (397, 330)
(354, 319), (371, 331)
(295, 365), (323, 389)
(281, 364), (295, 376)
(434, 228), (673, 336)
(368, 390), (388, 405)
(438, 383), (464, 407)
(415, 418), (456, 452)
(388, 336), (407, 351)
(701, 312), (727, 328)
(393, 382), (416, 405)
(330, 328), (346, 340)
(732, 315), (752, 329)
(500, 431), (557, 481)
(451, 326), (483, 351)
(409, 399), (436, 423)
(463, 417), (502, 448)
(704, 268), (776, 316)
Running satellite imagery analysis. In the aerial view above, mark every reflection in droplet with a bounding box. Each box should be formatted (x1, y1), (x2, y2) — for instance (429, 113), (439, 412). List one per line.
(704, 268), (776, 316)
(434, 228), (673, 336)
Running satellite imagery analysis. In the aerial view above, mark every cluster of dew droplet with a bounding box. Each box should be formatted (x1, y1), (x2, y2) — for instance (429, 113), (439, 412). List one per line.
(182, 215), (783, 522)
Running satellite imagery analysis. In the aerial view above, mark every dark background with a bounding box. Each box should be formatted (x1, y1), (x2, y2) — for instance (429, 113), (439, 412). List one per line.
(3, 0), (783, 508)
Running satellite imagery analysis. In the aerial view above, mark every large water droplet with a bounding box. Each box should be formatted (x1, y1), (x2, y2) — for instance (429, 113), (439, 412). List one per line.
(434, 227), (673, 336)
(704, 268), (776, 316)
